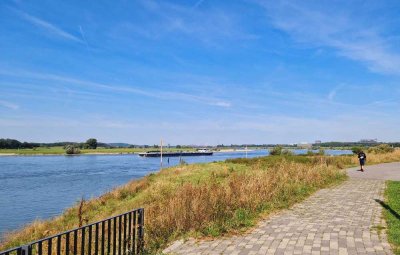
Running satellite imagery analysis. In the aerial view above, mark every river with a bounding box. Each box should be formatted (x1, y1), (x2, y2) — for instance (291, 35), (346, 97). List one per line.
(0, 149), (352, 238)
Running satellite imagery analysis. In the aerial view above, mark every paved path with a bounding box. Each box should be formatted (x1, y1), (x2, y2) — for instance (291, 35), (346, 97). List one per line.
(164, 163), (400, 254)
(347, 162), (400, 181)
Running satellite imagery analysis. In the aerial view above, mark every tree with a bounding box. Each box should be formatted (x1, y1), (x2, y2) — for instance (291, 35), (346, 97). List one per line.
(86, 138), (97, 149)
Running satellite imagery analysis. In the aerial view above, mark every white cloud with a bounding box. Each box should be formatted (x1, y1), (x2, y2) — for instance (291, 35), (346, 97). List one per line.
(257, 1), (400, 75)
(327, 90), (336, 101)
(193, 0), (206, 9)
(0, 100), (19, 110)
(114, 0), (256, 46)
(79, 25), (90, 49)
(14, 9), (83, 43)
(327, 84), (344, 101)
(0, 70), (232, 108)
(212, 101), (231, 108)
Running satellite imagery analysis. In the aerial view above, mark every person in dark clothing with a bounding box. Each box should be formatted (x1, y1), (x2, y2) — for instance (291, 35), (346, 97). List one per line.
(358, 151), (367, 172)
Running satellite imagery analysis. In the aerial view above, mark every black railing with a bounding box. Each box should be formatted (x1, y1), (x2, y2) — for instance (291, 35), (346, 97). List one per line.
(0, 208), (144, 255)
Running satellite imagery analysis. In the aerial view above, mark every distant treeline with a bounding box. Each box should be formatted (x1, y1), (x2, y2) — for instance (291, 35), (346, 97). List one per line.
(0, 139), (41, 149)
(2, 138), (399, 150)
(216, 144), (296, 148)
(0, 138), (108, 149)
(314, 142), (400, 148)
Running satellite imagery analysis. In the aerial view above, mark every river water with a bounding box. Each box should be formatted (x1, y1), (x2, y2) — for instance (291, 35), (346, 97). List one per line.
(0, 149), (352, 238)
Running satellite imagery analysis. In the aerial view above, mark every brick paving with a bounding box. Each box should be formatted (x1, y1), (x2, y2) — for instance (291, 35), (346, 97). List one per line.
(164, 178), (393, 254)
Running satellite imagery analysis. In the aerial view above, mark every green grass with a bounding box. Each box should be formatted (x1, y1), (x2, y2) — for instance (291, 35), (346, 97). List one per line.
(0, 146), (66, 154)
(384, 181), (400, 254)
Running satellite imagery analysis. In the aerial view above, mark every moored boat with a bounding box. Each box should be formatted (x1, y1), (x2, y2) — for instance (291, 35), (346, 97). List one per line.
(138, 151), (213, 157)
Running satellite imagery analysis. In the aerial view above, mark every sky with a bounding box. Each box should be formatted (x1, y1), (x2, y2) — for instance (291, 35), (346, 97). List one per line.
(1, 0), (400, 145)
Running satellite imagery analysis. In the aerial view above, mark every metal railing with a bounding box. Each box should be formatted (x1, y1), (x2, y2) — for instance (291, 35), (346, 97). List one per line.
(0, 208), (144, 255)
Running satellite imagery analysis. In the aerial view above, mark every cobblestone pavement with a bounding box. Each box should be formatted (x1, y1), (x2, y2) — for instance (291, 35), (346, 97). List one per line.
(347, 162), (400, 181)
(164, 178), (392, 254)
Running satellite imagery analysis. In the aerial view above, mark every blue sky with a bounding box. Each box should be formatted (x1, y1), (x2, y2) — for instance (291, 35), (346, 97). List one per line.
(1, 0), (400, 145)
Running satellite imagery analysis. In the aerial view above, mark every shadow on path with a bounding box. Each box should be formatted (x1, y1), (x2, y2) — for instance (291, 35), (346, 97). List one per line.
(375, 199), (400, 221)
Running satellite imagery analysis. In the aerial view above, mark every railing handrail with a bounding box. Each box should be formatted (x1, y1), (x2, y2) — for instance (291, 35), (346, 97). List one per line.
(0, 208), (144, 255)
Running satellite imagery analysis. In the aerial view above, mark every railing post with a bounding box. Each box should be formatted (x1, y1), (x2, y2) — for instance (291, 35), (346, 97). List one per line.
(21, 246), (29, 255)
(137, 209), (145, 254)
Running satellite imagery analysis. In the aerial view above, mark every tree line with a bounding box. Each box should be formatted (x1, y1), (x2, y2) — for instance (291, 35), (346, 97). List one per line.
(0, 139), (40, 149)
(315, 142), (400, 148)
(0, 138), (99, 149)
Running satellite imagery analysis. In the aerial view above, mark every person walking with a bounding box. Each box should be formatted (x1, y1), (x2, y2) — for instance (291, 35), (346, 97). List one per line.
(358, 150), (367, 172)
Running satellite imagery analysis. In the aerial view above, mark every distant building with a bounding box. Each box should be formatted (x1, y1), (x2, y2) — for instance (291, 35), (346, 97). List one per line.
(315, 140), (322, 144)
(359, 139), (378, 144)
(297, 142), (312, 149)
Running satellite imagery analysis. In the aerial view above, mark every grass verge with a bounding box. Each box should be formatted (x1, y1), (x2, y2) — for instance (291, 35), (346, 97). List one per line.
(384, 181), (400, 255)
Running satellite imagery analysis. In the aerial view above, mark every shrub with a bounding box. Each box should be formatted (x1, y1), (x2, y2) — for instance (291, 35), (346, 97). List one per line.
(65, 145), (81, 155)
(368, 144), (395, 154)
(306, 149), (325, 156)
(306, 150), (315, 156)
(269, 146), (283, 155)
(281, 149), (293, 156)
(351, 146), (364, 154)
(179, 159), (188, 165)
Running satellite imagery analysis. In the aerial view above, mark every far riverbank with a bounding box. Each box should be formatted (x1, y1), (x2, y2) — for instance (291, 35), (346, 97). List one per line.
(0, 147), (352, 156)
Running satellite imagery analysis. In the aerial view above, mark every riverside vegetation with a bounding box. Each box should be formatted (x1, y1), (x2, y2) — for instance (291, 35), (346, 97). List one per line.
(1, 148), (400, 253)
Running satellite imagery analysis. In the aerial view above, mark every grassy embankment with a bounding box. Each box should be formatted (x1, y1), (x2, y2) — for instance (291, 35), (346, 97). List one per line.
(0, 147), (196, 155)
(1, 150), (400, 253)
(384, 181), (400, 255)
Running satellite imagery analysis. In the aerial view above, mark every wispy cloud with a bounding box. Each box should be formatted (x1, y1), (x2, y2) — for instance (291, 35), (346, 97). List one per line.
(1, 70), (232, 108)
(327, 90), (336, 101)
(192, 0), (206, 9)
(0, 100), (19, 110)
(256, 1), (400, 75)
(327, 84), (344, 101)
(79, 25), (90, 49)
(114, 0), (256, 46)
(14, 9), (83, 43)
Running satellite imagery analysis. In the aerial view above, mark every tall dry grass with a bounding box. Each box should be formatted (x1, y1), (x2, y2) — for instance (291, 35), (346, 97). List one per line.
(145, 159), (345, 250)
(2, 150), (400, 252)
